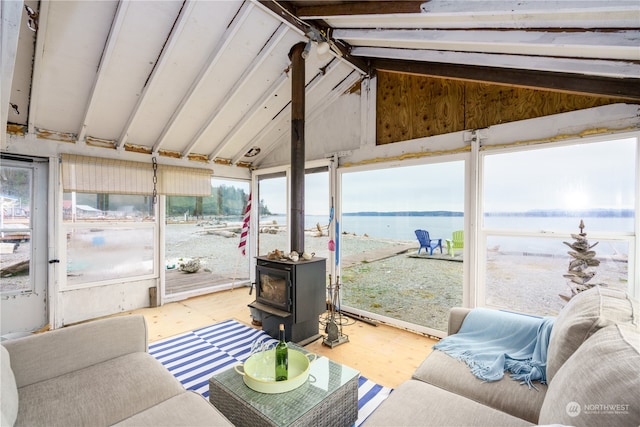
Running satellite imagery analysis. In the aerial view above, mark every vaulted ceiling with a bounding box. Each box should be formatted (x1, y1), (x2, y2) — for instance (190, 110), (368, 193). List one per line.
(3, 0), (639, 173)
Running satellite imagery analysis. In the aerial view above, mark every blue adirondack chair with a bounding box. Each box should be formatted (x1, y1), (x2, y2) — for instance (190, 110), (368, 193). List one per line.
(414, 229), (443, 255)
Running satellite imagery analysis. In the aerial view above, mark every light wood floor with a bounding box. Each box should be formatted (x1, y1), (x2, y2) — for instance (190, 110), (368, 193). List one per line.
(120, 287), (437, 389)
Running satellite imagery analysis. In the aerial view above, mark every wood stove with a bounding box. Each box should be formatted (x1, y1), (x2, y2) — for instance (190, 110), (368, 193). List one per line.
(249, 256), (326, 345)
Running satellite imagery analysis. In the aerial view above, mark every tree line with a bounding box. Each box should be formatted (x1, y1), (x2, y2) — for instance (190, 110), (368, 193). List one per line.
(66, 185), (272, 218)
(166, 186), (272, 217)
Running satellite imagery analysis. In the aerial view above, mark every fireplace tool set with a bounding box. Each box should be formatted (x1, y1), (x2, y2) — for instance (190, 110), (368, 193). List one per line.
(323, 275), (349, 348)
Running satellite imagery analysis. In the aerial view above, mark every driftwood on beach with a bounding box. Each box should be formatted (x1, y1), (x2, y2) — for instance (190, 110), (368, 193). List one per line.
(0, 260), (29, 277)
(197, 221), (330, 238)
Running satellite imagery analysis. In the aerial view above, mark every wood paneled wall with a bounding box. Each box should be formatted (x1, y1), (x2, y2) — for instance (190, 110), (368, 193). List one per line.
(376, 71), (634, 145)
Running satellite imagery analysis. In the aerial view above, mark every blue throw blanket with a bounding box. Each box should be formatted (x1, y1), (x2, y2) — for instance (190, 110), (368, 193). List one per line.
(433, 308), (555, 389)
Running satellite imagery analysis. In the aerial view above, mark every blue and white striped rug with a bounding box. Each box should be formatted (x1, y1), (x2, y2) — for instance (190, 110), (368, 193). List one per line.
(149, 319), (391, 426)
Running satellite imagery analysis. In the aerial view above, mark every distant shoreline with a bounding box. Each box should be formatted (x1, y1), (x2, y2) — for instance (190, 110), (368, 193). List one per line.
(341, 209), (633, 218)
(343, 211), (463, 217)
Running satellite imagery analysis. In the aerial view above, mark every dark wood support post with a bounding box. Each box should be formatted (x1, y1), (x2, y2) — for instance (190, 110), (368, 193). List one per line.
(289, 42), (306, 255)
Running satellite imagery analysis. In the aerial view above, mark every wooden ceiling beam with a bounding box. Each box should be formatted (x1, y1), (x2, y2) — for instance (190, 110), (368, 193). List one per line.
(371, 58), (640, 101)
(291, 1), (423, 17)
(257, 0), (370, 75)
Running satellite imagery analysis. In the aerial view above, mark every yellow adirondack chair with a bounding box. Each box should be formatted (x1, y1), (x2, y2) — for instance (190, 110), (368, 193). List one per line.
(446, 230), (464, 256)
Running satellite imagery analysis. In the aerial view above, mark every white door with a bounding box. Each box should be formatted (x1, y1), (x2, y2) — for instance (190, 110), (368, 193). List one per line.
(1, 156), (48, 335)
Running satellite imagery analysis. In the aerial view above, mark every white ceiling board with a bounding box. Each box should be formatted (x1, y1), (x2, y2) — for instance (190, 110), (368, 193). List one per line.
(123, 1), (242, 148)
(214, 41), (353, 163)
(116, 0), (199, 149)
(258, 89), (363, 169)
(246, 59), (355, 166)
(153, 3), (253, 152)
(191, 28), (303, 157)
(152, 2), (272, 153)
(217, 72), (290, 162)
(256, 70), (363, 168)
(183, 24), (291, 157)
(224, 73), (294, 162)
(336, 29), (640, 61)
(82, 0), (184, 141)
(33, 1), (118, 134)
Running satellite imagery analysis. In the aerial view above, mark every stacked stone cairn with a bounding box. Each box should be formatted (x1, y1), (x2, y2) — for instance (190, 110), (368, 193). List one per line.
(560, 220), (606, 302)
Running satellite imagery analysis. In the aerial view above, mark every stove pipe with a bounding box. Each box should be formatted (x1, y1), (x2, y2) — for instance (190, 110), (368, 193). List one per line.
(289, 42), (306, 254)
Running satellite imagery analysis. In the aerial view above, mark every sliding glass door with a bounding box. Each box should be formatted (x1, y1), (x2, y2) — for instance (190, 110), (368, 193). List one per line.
(164, 178), (250, 296)
(339, 159), (465, 334)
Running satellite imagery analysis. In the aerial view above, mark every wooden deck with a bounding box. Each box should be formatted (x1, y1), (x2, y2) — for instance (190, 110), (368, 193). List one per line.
(165, 268), (249, 294)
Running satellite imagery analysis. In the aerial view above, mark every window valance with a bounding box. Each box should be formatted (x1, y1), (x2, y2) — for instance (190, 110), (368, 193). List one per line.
(61, 154), (212, 196)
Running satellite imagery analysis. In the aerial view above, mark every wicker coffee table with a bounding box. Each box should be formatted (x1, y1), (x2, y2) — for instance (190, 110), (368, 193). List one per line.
(209, 345), (359, 427)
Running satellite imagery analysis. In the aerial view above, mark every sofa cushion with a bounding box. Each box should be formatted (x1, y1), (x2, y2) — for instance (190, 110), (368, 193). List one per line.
(412, 350), (546, 423)
(539, 323), (640, 427)
(1, 345), (19, 427)
(15, 352), (185, 427)
(546, 287), (637, 381)
(3, 315), (147, 388)
(363, 379), (533, 427)
(112, 391), (232, 426)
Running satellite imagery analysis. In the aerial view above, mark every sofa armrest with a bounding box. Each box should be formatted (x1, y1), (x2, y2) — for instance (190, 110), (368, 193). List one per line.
(2, 315), (147, 388)
(448, 307), (471, 335)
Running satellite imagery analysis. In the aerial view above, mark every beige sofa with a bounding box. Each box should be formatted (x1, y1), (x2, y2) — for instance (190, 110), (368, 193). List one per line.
(1, 315), (232, 427)
(365, 287), (640, 426)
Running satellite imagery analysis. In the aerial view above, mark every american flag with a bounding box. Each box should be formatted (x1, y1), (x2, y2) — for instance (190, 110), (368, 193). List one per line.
(238, 193), (251, 255)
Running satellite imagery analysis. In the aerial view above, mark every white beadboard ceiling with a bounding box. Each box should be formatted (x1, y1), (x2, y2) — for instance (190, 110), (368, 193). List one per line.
(3, 0), (639, 172)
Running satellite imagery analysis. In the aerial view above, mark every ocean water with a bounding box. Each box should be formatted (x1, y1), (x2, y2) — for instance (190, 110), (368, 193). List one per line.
(290, 214), (633, 239)
(264, 214), (635, 256)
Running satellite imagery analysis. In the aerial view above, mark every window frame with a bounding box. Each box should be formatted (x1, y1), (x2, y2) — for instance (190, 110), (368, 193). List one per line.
(61, 194), (159, 290)
(477, 134), (638, 307)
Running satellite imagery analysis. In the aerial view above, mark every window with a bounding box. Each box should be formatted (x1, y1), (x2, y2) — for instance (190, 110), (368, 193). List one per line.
(339, 160), (465, 333)
(303, 168), (330, 261)
(63, 193), (156, 286)
(257, 168), (330, 259)
(481, 137), (636, 315)
(164, 179), (250, 295)
(60, 155), (213, 288)
(258, 173), (287, 255)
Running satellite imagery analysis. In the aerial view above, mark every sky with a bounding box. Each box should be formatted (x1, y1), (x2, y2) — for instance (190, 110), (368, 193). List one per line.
(257, 137), (637, 215)
(483, 137), (636, 212)
(258, 161), (465, 216)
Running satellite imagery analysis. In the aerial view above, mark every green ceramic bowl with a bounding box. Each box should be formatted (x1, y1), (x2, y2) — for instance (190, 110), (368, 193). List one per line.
(234, 348), (316, 393)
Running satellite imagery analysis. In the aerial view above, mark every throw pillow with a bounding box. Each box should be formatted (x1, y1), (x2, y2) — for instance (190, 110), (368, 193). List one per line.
(546, 287), (637, 381)
(539, 323), (640, 427)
